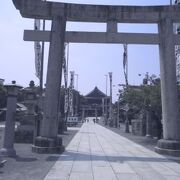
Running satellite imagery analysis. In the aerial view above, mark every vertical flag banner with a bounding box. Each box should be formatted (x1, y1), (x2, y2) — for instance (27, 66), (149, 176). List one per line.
(123, 44), (128, 86)
(63, 44), (69, 114)
(34, 19), (41, 79)
(69, 71), (75, 116)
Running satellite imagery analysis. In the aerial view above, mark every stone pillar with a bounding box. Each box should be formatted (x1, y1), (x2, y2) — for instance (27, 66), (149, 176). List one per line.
(155, 18), (180, 156)
(0, 84), (22, 157)
(145, 110), (152, 138)
(32, 16), (66, 154)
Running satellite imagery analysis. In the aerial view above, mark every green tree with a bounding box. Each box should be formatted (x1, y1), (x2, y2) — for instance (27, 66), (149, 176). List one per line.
(119, 75), (162, 126)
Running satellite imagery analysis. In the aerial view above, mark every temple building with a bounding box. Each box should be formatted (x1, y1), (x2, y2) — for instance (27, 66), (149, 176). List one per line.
(80, 86), (110, 118)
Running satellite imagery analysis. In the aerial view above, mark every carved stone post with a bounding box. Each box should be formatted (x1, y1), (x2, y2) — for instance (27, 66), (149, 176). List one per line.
(0, 83), (22, 157)
(32, 16), (66, 153)
(155, 18), (180, 156)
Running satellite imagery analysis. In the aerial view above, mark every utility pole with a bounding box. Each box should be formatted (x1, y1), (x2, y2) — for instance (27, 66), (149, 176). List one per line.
(105, 74), (108, 95)
(66, 43), (69, 87)
(117, 94), (120, 128)
(102, 97), (105, 119)
(104, 74), (108, 125)
(75, 73), (78, 116)
(109, 72), (113, 127)
(123, 44), (129, 133)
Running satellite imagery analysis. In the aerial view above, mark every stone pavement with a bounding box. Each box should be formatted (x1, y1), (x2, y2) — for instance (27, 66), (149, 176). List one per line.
(44, 121), (180, 180)
(0, 125), (81, 180)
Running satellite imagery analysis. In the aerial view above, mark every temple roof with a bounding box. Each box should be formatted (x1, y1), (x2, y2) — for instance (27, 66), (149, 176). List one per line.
(85, 86), (106, 98)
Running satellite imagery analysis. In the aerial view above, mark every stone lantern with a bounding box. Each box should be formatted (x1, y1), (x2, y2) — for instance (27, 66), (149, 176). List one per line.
(23, 89), (37, 115)
(15, 81), (38, 143)
(0, 83), (22, 157)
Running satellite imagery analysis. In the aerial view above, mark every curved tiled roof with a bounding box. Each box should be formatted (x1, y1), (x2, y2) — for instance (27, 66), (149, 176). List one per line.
(85, 86), (106, 98)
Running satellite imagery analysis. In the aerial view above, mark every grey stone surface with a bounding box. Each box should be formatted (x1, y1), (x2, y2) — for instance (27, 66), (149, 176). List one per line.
(24, 30), (163, 44)
(0, 125), (81, 180)
(44, 122), (180, 180)
(158, 18), (180, 141)
(155, 17), (180, 156)
(33, 16), (66, 153)
(41, 16), (66, 138)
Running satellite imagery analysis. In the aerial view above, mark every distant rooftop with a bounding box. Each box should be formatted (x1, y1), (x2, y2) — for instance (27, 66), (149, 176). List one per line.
(85, 86), (106, 98)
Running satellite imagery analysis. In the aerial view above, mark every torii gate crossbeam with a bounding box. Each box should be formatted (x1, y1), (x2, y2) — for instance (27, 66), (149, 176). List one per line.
(24, 30), (180, 45)
(12, 0), (180, 23)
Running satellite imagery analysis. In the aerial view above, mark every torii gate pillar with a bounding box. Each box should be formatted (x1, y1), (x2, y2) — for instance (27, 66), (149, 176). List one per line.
(155, 18), (180, 156)
(32, 16), (66, 153)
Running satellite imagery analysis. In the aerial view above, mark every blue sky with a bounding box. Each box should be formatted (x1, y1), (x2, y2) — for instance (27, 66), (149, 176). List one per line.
(0, 0), (172, 101)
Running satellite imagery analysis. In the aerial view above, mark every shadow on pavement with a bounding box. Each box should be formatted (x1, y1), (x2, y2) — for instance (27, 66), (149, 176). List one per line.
(15, 156), (37, 162)
(46, 156), (59, 162)
(57, 150), (171, 163)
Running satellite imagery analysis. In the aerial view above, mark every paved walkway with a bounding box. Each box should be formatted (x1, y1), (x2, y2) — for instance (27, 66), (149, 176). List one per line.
(44, 122), (180, 180)
(0, 126), (81, 180)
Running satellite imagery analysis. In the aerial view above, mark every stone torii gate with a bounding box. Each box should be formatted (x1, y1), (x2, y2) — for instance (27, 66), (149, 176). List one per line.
(13, 0), (180, 155)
